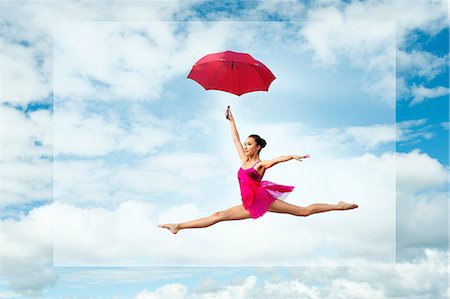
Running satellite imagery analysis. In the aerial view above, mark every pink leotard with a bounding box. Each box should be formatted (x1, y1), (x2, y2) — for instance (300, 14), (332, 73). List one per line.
(238, 161), (295, 219)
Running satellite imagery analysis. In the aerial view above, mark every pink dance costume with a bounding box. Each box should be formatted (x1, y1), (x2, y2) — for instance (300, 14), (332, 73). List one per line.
(238, 161), (295, 219)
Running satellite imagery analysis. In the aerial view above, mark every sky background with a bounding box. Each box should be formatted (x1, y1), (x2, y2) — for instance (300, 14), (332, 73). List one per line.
(1, 0), (449, 298)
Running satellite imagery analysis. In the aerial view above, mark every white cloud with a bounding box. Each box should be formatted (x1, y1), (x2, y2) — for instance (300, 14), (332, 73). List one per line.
(54, 108), (125, 157)
(259, 279), (320, 299)
(397, 118), (428, 129)
(395, 150), (448, 256)
(440, 122), (449, 130)
(410, 85), (449, 106)
(2, 42), (51, 105)
(2, 159), (52, 206)
(0, 290), (22, 299)
(57, 267), (198, 287)
(292, 0), (447, 107)
(53, 22), (182, 101)
(2, 106), (52, 161)
(53, 150), (223, 207)
(54, 102), (176, 157)
(342, 1), (448, 37)
(396, 149), (447, 194)
(53, 201), (157, 265)
(397, 118), (434, 144)
(147, 153), (221, 182)
(345, 125), (396, 149)
(328, 279), (384, 298)
(397, 50), (448, 81)
(52, 20), (239, 102)
(298, 18), (396, 106)
(2, 2), (197, 105)
(131, 249), (448, 299)
(397, 190), (448, 255)
(1, 103), (188, 208)
(2, 107), (53, 205)
(136, 284), (188, 299)
(393, 249), (449, 297)
(249, 1), (307, 20)
(193, 276), (258, 299)
(342, 119), (436, 150)
(1, 205), (57, 297)
(396, 76), (410, 101)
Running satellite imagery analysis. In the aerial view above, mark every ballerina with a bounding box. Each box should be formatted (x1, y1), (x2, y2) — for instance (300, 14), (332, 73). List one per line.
(158, 106), (358, 234)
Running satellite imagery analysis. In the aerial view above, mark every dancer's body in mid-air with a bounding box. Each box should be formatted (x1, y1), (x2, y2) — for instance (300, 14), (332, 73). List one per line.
(159, 107), (358, 234)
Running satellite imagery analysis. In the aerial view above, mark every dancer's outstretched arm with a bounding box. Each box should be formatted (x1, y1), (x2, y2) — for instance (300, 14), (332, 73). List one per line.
(261, 154), (310, 170)
(227, 106), (247, 163)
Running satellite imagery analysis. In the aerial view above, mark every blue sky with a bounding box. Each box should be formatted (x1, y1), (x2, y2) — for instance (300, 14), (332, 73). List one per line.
(1, 1), (449, 298)
(396, 28), (449, 165)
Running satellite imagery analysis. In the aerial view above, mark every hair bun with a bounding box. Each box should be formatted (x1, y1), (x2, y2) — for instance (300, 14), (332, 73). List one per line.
(249, 134), (267, 152)
(260, 138), (266, 148)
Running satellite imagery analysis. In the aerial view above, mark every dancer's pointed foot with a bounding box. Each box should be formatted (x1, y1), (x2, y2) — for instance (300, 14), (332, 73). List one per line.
(158, 223), (180, 234)
(338, 201), (358, 210)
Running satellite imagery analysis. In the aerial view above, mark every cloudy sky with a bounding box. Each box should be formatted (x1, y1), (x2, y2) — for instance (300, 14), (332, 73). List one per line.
(1, 0), (449, 298)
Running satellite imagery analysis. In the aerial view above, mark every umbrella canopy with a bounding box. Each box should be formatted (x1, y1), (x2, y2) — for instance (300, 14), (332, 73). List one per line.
(187, 50), (276, 96)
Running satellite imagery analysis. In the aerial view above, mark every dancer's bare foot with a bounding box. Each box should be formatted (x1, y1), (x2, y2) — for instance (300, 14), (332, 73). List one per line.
(338, 201), (358, 210)
(158, 223), (180, 234)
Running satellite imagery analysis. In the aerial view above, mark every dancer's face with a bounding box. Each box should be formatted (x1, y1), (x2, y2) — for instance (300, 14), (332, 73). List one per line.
(244, 137), (261, 156)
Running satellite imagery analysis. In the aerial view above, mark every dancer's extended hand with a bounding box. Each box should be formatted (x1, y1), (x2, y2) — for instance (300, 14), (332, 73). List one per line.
(226, 106), (235, 121)
(293, 154), (310, 162)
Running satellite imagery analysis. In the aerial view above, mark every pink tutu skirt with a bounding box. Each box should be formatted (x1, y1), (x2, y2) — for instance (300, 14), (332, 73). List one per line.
(238, 167), (294, 219)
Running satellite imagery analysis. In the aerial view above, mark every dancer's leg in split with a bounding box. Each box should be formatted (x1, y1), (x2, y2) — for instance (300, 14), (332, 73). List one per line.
(158, 205), (251, 234)
(268, 199), (358, 216)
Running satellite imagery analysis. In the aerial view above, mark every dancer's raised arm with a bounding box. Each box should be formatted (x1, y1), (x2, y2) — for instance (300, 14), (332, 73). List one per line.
(226, 106), (247, 163)
(261, 154), (310, 170)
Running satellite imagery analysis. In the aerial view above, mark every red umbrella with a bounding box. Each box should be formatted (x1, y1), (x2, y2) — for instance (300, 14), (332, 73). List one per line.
(187, 50), (276, 96)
